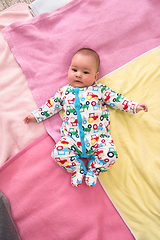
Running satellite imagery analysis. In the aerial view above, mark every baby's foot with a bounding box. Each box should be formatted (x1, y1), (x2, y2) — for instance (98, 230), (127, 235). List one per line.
(85, 169), (98, 187)
(71, 171), (84, 187)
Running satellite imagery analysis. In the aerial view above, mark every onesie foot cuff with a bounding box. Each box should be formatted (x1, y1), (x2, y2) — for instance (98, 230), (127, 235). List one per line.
(71, 170), (84, 187)
(85, 170), (98, 187)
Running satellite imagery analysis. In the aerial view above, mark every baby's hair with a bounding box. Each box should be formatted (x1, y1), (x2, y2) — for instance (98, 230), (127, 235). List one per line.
(74, 48), (100, 71)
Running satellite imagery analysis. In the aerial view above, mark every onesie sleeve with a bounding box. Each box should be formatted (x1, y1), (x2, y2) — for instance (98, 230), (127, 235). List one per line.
(32, 88), (64, 123)
(101, 84), (139, 115)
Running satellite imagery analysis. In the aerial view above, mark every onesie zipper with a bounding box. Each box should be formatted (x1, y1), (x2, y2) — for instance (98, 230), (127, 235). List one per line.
(74, 88), (95, 159)
(74, 87), (87, 156)
(73, 88), (97, 172)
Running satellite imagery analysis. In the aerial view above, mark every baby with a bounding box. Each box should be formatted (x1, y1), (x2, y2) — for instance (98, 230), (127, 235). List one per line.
(24, 48), (148, 187)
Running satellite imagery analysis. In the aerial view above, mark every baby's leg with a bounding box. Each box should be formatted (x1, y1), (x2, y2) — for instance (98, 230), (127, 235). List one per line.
(86, 137), (118, 186)
(51, 137), (86, 187)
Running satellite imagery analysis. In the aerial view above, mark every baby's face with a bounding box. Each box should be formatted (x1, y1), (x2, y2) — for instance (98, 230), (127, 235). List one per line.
(68, 52), (99, 88)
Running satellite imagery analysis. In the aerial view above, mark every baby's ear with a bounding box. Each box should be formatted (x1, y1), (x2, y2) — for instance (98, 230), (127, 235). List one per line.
(95, 72), (99, 80)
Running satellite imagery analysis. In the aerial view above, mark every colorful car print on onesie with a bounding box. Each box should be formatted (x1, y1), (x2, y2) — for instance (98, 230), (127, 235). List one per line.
(33, 83), (139, 187)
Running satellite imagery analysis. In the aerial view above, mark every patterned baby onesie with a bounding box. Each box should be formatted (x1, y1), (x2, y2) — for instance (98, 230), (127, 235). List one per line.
(33, 83), (138, 187)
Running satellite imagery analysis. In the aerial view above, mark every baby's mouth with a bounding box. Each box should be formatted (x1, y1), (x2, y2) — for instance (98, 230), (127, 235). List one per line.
(74, 80), (82, 83)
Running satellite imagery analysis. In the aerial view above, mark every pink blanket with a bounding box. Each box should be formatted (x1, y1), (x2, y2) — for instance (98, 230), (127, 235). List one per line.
(0, 133), (135, 240)
(3, 0), (160, 142)
(0, 4), (46, 166)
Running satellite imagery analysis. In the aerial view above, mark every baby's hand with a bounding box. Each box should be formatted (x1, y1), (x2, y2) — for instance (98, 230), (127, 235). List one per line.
(136, 103), (148, 113)
(23, 113), (36, 124)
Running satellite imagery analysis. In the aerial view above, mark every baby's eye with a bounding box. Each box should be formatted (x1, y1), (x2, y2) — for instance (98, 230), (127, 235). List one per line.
(72, 68), (77, 72)
(84, 71), (89, 74)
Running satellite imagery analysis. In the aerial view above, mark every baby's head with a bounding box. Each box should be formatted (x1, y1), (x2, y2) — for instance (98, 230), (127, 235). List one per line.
(68, 48), (100, 88)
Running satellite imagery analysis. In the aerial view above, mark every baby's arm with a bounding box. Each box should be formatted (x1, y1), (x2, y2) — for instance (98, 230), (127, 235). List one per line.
(101, 85), (148, 115)
(23, 87), (64, 124)
(23, 113), (37, 124)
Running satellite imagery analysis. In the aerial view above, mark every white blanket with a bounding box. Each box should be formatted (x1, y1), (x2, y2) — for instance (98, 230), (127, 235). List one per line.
(29, 0), (72, 16)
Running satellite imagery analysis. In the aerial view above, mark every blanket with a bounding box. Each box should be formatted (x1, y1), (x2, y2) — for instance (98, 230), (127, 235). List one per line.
(99, 47), (160, 240)
(0, 133), (136, 240)
(2, 0), (160, 239)
(29, 0), (72, 16)
(0, 4), (138, 240)
(0, 191), (20, 240)
(3, 0), (160, 143)
(0, 3), (46, 166)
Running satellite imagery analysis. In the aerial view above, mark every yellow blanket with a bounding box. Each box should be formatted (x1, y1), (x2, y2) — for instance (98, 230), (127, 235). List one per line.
(99, 47), (160, 240)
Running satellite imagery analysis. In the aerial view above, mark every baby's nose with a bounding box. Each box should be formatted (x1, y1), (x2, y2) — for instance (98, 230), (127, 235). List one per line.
(76, 71), (81, 77)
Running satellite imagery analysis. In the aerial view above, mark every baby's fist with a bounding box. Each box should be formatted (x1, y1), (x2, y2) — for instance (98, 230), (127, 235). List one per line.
(23, 114), (36, 124)
(136, 103), (148, 113)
